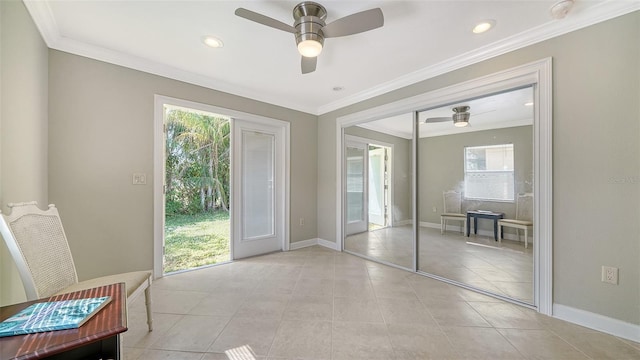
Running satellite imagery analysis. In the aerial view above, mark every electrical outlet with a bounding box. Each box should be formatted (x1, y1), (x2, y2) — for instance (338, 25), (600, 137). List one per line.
(601, 266), (618, 285)
(432, 207), (437, 212)
(299, 217), (304, 226)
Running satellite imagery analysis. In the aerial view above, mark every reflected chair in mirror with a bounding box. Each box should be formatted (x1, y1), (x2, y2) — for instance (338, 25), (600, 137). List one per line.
(0, 201), (153, 331)
(440, 190), (467, 234)
(498, 193), (534, 248)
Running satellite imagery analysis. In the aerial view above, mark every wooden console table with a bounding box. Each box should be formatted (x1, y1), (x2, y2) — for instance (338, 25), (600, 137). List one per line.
(0, 283), (127, 360)
(466, 210), (505, 241)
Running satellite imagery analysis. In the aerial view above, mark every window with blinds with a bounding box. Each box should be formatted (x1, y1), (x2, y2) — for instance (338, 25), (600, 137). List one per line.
(464, 144), (514, 201)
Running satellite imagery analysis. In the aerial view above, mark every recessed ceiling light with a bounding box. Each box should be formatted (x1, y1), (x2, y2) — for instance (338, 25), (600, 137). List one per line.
(472, 20), (496, 34)
(202, 36), (224, 48)
(524, 102), (534, 106)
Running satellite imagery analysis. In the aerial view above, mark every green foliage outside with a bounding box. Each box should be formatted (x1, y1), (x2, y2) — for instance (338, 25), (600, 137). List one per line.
(164, 108), (231, 273)
(165, 108), (230, 215)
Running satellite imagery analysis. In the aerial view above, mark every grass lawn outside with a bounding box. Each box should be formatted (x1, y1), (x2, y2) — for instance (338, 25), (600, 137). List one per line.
(164, 211), (230, 273)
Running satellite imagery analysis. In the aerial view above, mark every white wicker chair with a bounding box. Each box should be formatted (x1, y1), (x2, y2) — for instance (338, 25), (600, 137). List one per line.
(440, 190), (467, 234)
(0, 201), (153, 331)
(498, 193), (534, 248)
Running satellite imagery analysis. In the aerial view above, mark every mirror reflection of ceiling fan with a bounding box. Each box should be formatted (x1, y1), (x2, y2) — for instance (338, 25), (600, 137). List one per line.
(425, 106), (495, 128)
(235, 2), (384, 74)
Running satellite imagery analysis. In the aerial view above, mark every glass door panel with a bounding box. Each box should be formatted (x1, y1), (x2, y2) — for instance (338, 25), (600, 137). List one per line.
(242, 131), (275, 239)
(345, 142), (368, 235)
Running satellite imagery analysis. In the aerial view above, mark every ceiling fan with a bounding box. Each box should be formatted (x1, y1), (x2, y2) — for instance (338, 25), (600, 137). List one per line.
(235, 2), (384, 74)
(425, 106), (473, 128)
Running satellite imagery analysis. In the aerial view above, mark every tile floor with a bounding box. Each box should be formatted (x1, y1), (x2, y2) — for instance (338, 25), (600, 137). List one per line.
(124, 246), (640, 360)
(346, 226), (533, 303)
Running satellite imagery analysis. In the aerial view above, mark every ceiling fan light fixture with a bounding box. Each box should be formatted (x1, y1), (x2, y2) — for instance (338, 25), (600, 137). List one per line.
(297, 39), (323, 57)
(453, 114), (470, 127)
(235, 2), (384, 73)
(452, 106), (471, 127)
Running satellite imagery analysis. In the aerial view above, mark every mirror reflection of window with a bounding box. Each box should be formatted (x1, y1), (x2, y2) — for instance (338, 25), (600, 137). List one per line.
(464, 144), (515, 202)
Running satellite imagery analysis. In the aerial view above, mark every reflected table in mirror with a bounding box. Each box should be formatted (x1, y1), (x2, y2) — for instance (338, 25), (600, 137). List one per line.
(466, 210), (505, 241)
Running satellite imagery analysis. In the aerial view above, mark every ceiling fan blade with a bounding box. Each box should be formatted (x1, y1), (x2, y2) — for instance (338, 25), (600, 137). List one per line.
(235, 8), (296, 33)
(425, 117), (451, 123)
(322, 8), (384, 38)
(301, 56), (317, 74)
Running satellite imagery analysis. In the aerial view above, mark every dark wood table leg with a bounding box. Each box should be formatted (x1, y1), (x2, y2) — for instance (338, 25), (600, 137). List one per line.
(473, 215), (478, 235)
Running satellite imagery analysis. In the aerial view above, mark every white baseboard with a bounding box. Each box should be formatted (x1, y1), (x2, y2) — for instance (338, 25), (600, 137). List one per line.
(289, 238), (319, 250)
(553, 304), (640, 343)
(318, 238), (339, 251)
(289, 238), (339, 251)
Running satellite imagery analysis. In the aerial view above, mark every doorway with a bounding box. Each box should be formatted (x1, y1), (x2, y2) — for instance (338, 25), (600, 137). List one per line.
(345, 136), (392, 236)
(368, 144), (389, 230)
(162, 105), (231, 273)
(153, 96), (290, 278)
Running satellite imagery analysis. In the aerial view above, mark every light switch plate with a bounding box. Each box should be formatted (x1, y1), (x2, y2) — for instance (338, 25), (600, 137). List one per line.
(133, 173), (147, 185)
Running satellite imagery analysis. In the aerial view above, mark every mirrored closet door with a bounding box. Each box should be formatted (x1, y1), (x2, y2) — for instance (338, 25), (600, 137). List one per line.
(416, 86), (535, 304)
(343, 116), (414, 270)
(342, 86), (536, 305)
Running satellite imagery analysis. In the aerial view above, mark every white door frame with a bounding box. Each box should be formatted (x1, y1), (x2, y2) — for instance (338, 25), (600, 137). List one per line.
(153, 95), (290, 278)
(335, 58), (553, 315)
(344, 135), (395, 230)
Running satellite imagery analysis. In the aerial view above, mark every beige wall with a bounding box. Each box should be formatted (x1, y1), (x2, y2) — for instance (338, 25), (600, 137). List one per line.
(419, 125), (533, 231)
(318, 13), (640, 324)
(48, 50), (318, 282)
(0, 0), (49, 305)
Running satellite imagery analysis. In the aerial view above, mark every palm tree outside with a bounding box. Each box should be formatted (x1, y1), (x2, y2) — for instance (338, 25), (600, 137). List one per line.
(163, 107), (231, 273)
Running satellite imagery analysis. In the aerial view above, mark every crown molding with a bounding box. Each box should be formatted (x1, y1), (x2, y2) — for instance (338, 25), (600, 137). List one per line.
(23, 0), (639, 116)
(317, 1), (640, 115)
(23, 0), (59, 45)
(22, 1), (318, 115)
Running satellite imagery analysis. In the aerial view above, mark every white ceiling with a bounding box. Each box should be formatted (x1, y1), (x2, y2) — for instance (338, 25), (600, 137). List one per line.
(24, 1), (639, 115)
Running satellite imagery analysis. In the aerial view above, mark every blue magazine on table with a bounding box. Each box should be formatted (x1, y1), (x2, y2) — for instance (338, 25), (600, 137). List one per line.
(0, 296), (112, 337)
